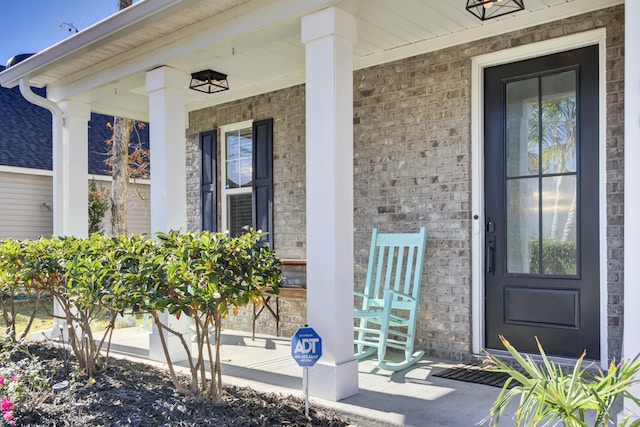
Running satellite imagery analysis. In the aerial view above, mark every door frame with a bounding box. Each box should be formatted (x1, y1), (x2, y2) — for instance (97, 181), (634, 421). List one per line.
(470, 29), (608, 367)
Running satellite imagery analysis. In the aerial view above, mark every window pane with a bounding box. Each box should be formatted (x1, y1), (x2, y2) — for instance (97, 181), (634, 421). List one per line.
(506, 78), (539, 177)
(506, 177), (539, 274)
(226, 128), (252, 160)
(541, 71), (577, 174)
(226, 161), (240, 189)
(239, 158), (252, 187)
(225, 127), (252, 189)
(228, 193), (252, 237)
(541, 175), (577, 274)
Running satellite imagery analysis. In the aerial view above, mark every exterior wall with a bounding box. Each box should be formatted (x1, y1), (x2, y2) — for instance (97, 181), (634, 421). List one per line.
(185, 6), (624, 360)
(186, 86), (308, 337)
(0, 169), (151, 239)
(0, 170), (54, 239)
(98, 180), (151, 236)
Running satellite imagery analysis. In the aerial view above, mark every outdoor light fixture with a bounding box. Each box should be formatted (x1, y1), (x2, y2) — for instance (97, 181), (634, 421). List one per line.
(466, 0), (525, 21)
(189, 69), (229, 94)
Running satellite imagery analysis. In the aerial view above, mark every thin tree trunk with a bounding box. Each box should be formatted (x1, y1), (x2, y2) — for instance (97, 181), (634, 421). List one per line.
(109, 0), (134, 236)
(562, 186), (577, 242)
(111, 116), (134, 236)
(549, 177), (562, 241)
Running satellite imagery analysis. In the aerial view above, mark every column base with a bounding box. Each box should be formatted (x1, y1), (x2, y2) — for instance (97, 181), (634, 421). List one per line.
(148, 311), (191, 363)
(149, 332), (190, 363)
(308, 358), (358, 401)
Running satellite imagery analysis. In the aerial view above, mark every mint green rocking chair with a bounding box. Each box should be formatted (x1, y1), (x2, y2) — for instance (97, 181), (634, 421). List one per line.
(354, 227), (427, 371)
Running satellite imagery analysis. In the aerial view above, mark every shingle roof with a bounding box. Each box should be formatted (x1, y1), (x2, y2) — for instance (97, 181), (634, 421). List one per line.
(0, 70), (149, 176)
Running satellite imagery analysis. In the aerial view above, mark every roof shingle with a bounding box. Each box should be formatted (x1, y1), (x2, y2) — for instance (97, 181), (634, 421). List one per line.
(0, 74), (148, 176)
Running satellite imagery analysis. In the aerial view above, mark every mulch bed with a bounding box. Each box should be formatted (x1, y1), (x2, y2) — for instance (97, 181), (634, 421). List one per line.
(4, 342), (351, 426)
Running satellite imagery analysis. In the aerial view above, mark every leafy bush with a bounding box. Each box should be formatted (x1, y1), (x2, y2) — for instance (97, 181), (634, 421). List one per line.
(88, 180), (110, 235)
(484, 335), (640, 427)
(134, 229), (281, 402)
(0, 239), (47, 342)
(0, 229), (281, 401)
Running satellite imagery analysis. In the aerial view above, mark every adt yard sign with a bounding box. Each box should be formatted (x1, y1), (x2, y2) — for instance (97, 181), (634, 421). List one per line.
(291, 327), (322, 367)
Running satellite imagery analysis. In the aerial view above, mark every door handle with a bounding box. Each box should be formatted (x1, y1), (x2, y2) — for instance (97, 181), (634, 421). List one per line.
(486, 220), (495, 274)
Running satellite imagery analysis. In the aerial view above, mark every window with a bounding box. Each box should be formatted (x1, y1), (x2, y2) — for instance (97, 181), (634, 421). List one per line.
(200, 118), (273, 246)
(221, 121), (253, 237)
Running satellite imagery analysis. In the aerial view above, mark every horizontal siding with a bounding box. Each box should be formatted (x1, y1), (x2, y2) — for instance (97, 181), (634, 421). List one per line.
(0, 172), (151, 239)
(100, 183), (151, 236)
(0, 172), (53, 240)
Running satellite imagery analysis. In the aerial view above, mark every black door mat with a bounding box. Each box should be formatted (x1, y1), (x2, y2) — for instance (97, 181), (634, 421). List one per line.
(432, 365), (517, 388)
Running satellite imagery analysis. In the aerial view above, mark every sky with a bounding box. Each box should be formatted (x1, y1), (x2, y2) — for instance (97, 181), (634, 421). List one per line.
(0, 0), (140, 66)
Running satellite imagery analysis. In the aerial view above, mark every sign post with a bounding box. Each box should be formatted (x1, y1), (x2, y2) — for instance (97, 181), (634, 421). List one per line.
(291, 326), (322, 416)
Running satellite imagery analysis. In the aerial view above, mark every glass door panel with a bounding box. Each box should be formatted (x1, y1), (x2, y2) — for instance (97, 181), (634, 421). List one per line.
(505, 70), (577, 276)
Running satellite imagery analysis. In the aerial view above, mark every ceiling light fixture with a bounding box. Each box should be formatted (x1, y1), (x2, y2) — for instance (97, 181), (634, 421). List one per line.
(466, 0), (525, 21)
(189, 69), (229, 94)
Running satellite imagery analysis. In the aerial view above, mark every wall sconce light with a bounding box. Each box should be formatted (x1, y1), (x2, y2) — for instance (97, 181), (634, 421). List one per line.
(189, 69), (229, 94)
(466, 0), (525, 21)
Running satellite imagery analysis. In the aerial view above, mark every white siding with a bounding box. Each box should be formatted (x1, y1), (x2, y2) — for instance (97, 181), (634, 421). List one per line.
(0, 171), (53, 239)
(0, 170), (151, 239)
(100, 181), (151, 236)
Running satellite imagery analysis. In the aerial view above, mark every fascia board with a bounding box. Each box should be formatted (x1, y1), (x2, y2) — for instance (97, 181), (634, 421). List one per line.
(0, 0), (195, 89)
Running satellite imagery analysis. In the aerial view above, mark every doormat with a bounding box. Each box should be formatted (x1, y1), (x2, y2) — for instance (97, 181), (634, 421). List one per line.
(432, 365), (516, 388)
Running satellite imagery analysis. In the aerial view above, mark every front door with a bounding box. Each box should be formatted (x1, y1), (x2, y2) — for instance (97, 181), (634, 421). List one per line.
(484, 46), (600, 359)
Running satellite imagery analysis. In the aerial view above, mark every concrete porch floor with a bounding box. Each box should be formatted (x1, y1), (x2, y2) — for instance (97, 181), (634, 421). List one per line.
(104, 327), (518, 427)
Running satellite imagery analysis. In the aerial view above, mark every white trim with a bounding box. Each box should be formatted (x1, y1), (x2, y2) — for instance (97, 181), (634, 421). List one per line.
(0, 167), (150, 186)
(219, 120), (253, 233)
(623, 0), (640, 416)
(470, 29), (608, 368)
(89, 174), (151, 185)
(0, 165), (53, 177)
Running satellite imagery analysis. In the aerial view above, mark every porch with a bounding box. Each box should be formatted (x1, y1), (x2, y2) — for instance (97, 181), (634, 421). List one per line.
(107, 326), (516, 427)
(1, 0), (639, 410)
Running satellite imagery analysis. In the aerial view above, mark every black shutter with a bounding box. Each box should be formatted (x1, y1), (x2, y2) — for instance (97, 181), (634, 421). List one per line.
(252, 118), (273, 247)
(200, 130), (217, 232)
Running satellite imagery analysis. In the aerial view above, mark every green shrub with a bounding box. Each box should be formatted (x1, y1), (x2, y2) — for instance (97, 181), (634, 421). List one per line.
(88, 180), (110, 235)
(484, 335), (640, 426)
(0, 229), (281, 401)
(134, 229), (281, 402)
(0, 239), (48, 342)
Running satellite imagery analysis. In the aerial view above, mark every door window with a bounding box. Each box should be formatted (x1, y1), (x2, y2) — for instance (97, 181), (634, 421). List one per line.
(505, 71), (578, 275)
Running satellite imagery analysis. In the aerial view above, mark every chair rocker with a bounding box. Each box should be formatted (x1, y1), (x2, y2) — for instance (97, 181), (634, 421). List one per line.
(354, 227), (427, 371)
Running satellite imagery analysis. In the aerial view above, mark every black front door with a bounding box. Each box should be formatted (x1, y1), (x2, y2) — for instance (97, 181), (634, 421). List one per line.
(484, 46), (600, 359)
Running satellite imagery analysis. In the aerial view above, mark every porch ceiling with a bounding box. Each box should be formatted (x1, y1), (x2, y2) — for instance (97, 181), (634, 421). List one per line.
(0, 0), (621, 121)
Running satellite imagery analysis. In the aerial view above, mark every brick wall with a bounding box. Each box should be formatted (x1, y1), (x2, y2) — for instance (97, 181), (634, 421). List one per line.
(186, 86), (308, 335)
(353, 5), (624, 362)
(185, 5), (624, 361)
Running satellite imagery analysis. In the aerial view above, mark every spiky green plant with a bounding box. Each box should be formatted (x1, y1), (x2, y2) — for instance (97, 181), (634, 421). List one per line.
(484, 335), (640, 426)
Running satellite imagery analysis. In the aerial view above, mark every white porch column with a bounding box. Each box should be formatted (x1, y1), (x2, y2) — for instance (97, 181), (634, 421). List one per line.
(301, 6), (358, 401)
(145, 66), (190, 362)
(145, 66), (188, 233)
(623, 0), (640, 418)
(57, 100), (90, 237)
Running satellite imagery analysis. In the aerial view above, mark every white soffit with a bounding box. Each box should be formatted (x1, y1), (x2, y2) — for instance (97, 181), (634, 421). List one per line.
(0, 0), (623, 118)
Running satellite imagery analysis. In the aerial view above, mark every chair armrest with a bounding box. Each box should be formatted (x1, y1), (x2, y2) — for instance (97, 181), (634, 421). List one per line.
(354, 307), (384, 318)
(383, 289), (416, 302)
(354, 291), (368, 298)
